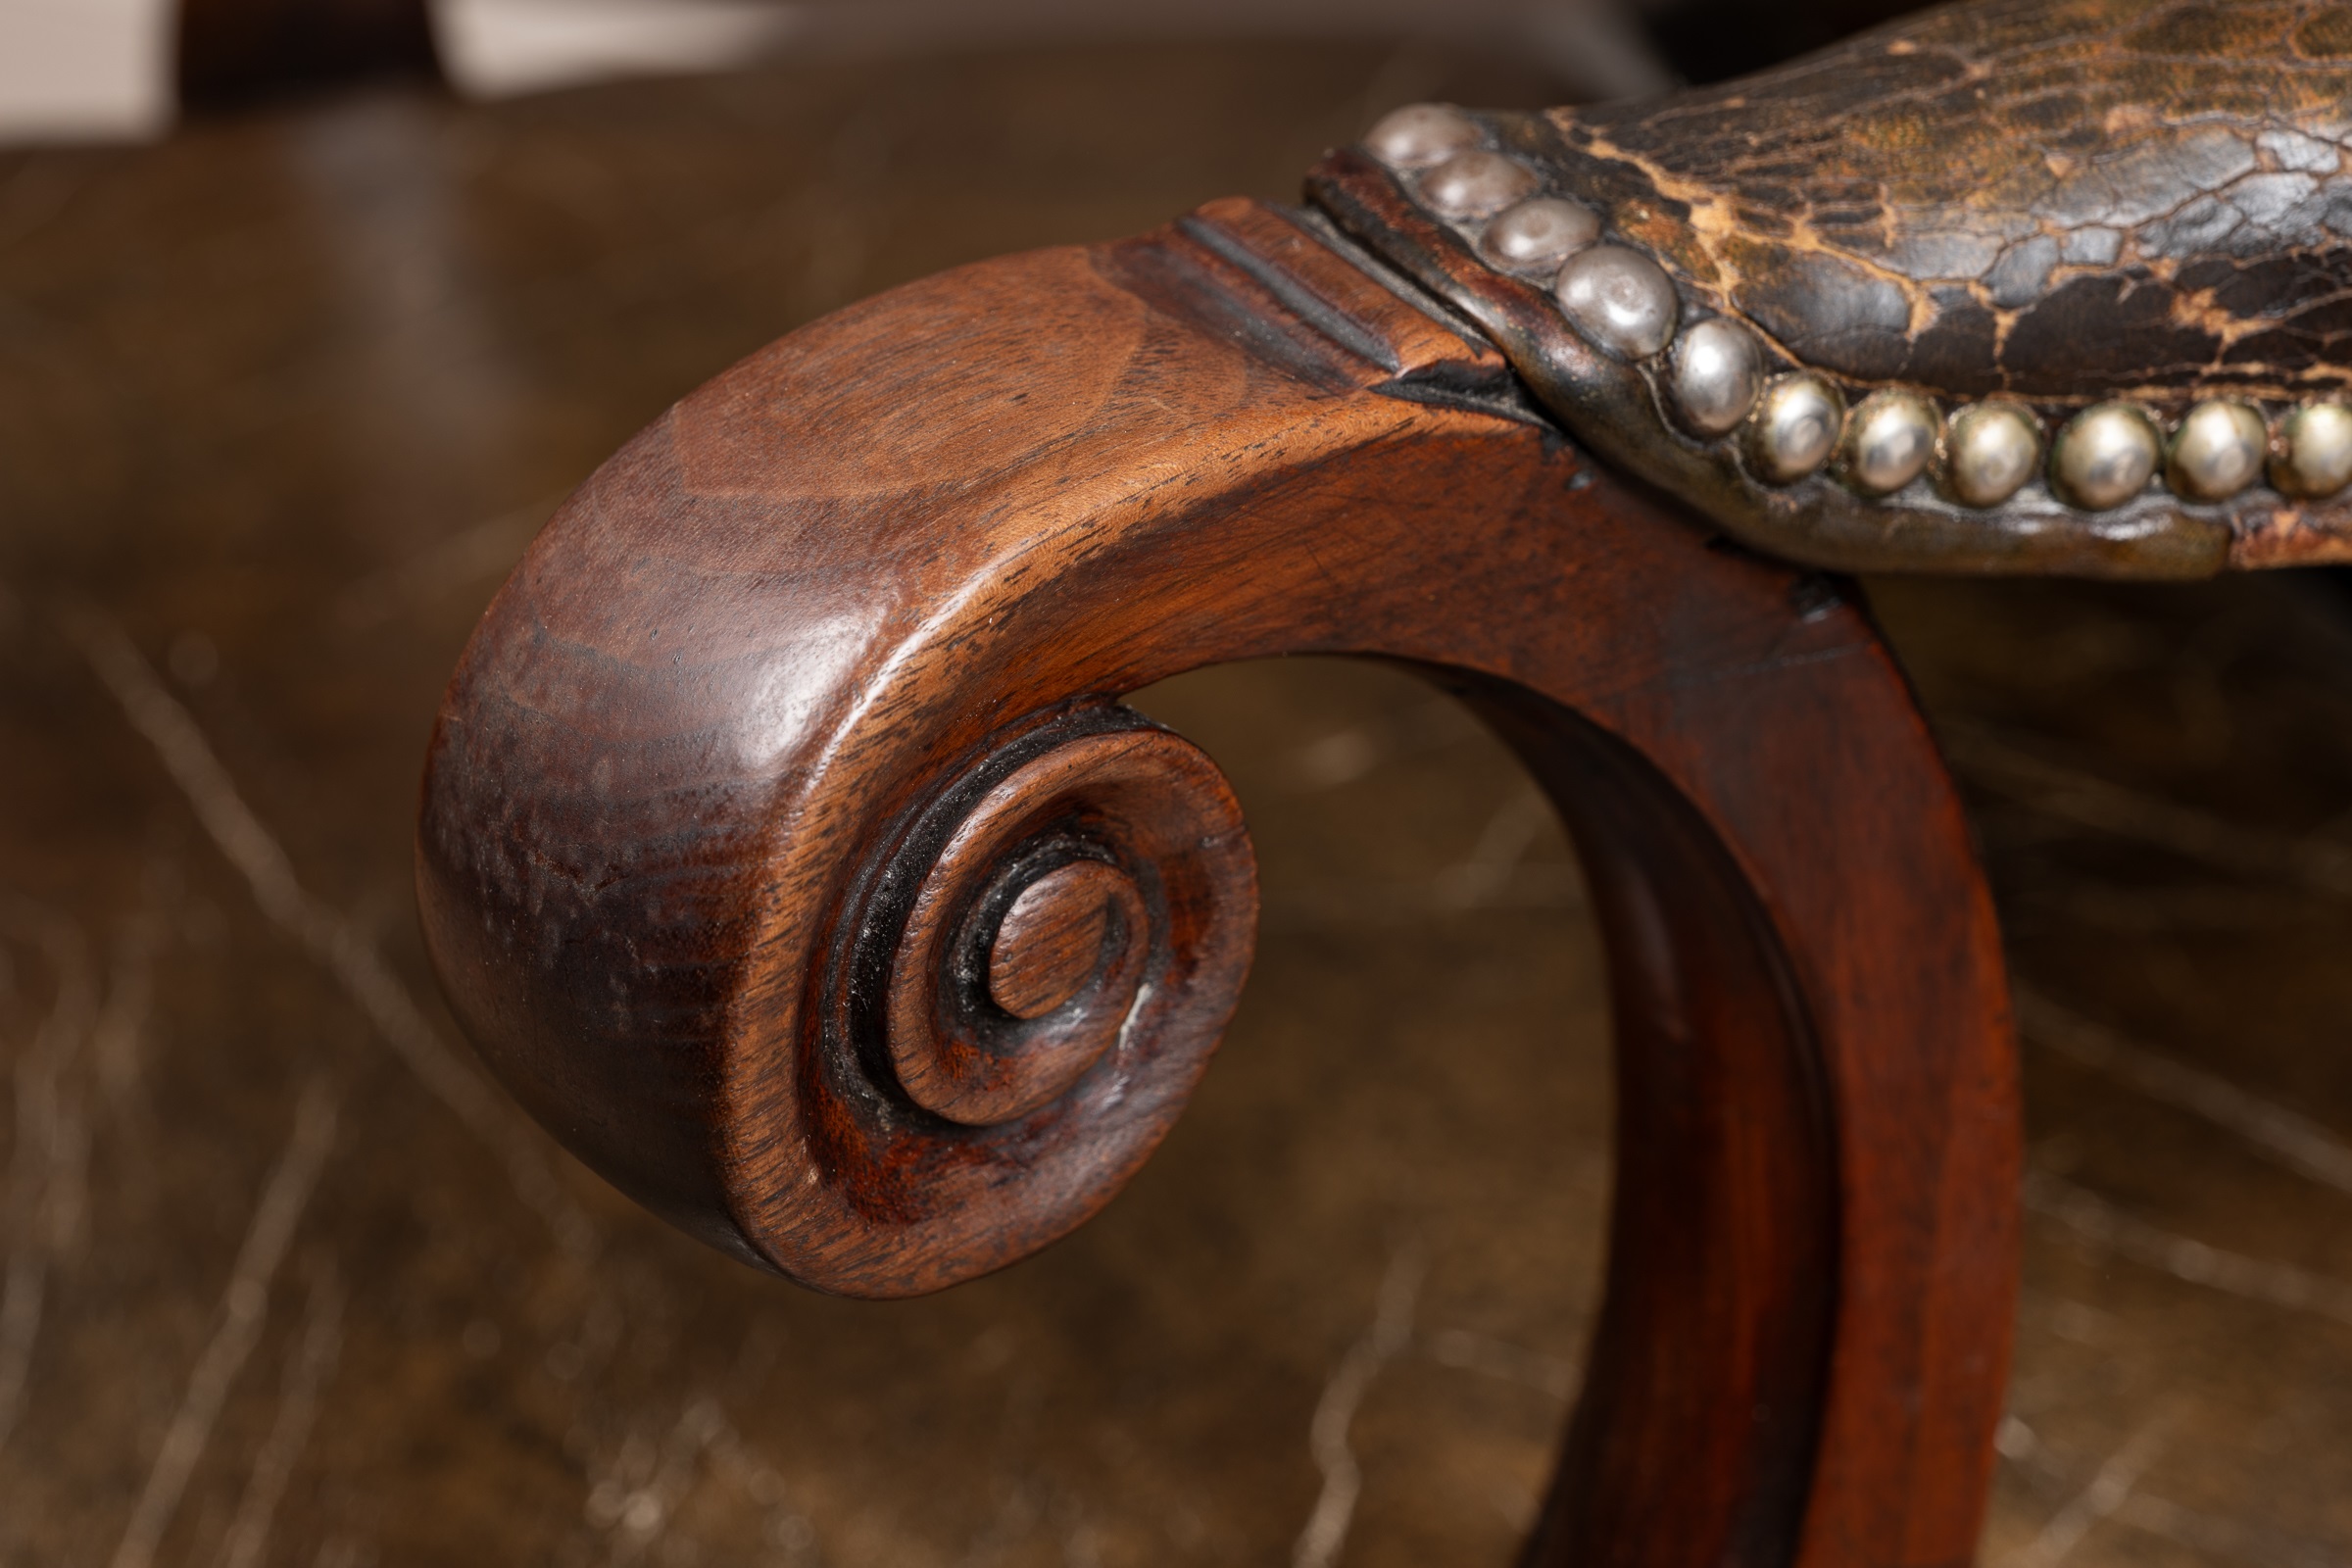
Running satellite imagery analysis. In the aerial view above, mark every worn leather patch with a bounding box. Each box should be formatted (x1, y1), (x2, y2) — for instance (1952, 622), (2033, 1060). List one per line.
(1547, 0), (2352, 407)
(1310, 0), (2352, 575)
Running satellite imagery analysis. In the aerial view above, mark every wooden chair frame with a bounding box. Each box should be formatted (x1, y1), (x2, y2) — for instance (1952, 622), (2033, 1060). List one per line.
(418, 199), (2018, 1567)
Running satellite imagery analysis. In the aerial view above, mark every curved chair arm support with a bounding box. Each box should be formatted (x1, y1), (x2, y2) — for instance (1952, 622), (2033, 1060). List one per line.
(418, 200), (2018, 1567)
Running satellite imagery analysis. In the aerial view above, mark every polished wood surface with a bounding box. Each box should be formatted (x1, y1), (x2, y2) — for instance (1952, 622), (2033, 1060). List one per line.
(417, 193), (2019, 1562)
(986, 858), (1139, 1022)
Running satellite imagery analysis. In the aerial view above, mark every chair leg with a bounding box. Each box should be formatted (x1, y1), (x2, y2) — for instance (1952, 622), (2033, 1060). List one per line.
(417, 197), (2019, 1567)
(1474, 678), (2016, 1567)
(175, 0), (439, 111)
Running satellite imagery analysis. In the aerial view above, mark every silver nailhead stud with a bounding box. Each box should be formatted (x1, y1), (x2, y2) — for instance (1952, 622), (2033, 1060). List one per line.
(1555, 245), (1680, 360)
(1419, 150), (1539, 220)
(2272, 403), (2352, 499)
(1364, 103), (1481, 170)
(2052, 402), (2162, 511)
(1481, 197), (1601, 274)
(1747, 374), (1844, 484)
(1842, 389), (1940, 496)
(1668, 318), (1762, 437)
(1943, 403), (2042, 508)
(2167, 400), (2267, 502)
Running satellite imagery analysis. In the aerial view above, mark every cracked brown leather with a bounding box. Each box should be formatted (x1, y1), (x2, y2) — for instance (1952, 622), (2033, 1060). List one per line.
(1309, 0), (2352, 576)
(1557, 0), (2352, 407)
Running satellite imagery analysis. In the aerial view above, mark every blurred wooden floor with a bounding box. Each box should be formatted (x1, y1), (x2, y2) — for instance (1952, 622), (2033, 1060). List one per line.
(2, 39), (2351, 1568)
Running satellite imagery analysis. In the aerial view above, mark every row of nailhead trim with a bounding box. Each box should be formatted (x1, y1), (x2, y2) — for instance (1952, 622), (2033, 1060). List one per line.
(1362, 104), (2352, 512)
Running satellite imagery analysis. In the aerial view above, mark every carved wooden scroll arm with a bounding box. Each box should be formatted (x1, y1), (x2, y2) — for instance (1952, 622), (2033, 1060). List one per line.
(416, 198), (2017, 1565)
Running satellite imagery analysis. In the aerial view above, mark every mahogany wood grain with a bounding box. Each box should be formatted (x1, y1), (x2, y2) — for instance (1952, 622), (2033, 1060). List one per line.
(417, 197), (2020, 1566)
(985, 859), (1140, 1021)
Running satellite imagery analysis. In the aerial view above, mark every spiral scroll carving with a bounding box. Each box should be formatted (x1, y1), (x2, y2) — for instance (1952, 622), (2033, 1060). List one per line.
(863, 712), (1251, 1130)
(723, 707), (1261, 1294)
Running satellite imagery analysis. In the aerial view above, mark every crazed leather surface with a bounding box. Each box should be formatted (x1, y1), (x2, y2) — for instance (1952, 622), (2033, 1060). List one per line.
(1312, 0), (2352, 574)
(1556, 0), (2352, 407)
